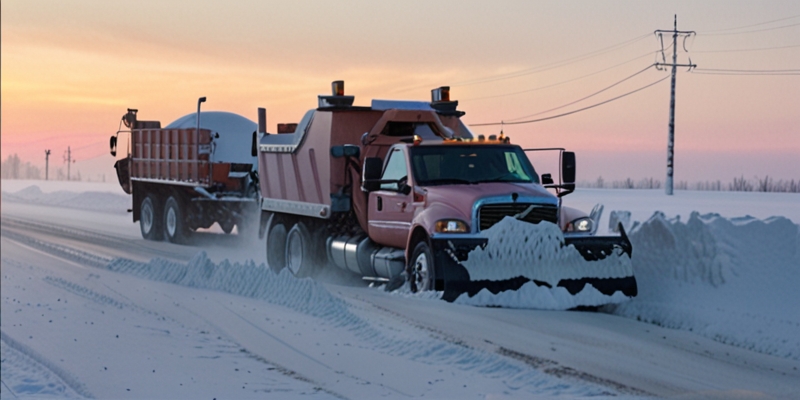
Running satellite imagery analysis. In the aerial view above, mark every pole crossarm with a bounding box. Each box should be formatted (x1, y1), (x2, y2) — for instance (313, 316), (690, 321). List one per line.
(655, 63), (697, 68)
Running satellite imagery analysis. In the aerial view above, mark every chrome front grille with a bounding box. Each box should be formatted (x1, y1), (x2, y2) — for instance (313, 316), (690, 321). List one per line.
(478, 203), (558, 231)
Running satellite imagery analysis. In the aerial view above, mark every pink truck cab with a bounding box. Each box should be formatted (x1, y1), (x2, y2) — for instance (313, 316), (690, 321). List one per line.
(258, 82), (636, 301)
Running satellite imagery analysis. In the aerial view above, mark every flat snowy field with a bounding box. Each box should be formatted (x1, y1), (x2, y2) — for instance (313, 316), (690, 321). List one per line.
(1, 179), (799, 399)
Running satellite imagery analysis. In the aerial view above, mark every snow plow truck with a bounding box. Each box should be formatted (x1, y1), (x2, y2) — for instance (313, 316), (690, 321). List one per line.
(254, 81), (637, 303)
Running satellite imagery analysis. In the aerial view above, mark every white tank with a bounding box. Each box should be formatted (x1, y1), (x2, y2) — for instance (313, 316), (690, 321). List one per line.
(166, 111), (257, 166)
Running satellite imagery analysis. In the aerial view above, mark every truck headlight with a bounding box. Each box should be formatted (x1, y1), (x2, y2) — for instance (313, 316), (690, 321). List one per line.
(435, 219), (469, 233)
(566, 217), (594, 233)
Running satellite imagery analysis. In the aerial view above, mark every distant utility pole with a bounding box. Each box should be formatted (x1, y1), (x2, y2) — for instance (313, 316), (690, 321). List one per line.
(45, 149), (51, 180)
(655, 15), (696, 195)
(63, 146), (75, 181)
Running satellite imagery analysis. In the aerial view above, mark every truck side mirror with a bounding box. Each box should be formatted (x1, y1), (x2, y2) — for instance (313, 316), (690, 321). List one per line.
(561, 151), (576, 184)
(399, 181), (412, 195)
(110, 136), (117, 157)
(362, 157), (383, 192)
(331, 144), (360, 158)
(541, 173), (553, 185)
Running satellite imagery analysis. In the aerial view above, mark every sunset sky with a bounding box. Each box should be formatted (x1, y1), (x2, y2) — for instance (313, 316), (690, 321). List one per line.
(2, 0), (798, 183)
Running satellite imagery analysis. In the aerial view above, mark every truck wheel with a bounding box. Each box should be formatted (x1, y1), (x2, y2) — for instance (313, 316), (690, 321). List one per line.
(285, 222), (319, 278)
(267, 222), (287, 273)
(409, 241), (435, 292)
(140, 195), (163, 241)
(163, 196), (191, 244)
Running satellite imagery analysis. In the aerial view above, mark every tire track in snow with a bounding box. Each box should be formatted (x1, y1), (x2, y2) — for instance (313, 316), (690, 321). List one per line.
(346, 293), (652, 397)
(0, 330), (94, 399)
(42, 277), (126, 310)
(0, 216), (182, 261)
(0, 227), (111, 268)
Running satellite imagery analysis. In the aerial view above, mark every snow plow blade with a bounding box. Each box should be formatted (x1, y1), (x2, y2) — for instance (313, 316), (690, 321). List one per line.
(433, 220), (637, 305)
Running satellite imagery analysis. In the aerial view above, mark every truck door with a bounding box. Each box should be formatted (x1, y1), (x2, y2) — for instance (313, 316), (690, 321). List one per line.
(367, 147), (415, 249)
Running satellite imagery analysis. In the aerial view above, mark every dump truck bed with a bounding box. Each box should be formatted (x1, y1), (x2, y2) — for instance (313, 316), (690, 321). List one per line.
(131, 127), (240, 191)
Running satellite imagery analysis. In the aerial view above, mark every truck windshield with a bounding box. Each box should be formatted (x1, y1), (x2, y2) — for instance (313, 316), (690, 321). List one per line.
(410, 145), (539, 186)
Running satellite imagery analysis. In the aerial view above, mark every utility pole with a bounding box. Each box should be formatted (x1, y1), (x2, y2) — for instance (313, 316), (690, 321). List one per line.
(64, 146), (75, 181)
(655, 15), (695, 195)
(45, 149), (51, 180)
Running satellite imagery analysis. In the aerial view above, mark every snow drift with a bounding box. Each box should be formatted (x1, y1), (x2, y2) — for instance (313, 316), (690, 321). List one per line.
(616, 211), (800, 360)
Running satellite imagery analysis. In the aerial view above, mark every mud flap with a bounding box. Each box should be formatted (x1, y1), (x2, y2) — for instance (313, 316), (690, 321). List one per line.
(433, 226), (637, 303)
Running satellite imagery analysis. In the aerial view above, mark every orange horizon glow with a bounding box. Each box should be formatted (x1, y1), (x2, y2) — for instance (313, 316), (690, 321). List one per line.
(2, 0), (798, 182)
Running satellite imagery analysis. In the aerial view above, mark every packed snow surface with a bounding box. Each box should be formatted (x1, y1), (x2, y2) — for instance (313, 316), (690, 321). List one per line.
(2, 182), (800, 398)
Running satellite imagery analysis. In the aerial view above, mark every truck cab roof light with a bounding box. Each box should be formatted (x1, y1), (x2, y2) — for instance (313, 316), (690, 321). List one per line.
(431, 86), (450, 102)
(413, 135), (423, 146)
(332, 80), (345, 96)
(318, 80), (355, 108)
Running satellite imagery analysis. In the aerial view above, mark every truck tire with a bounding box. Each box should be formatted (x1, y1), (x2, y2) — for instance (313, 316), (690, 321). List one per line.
(285, 221), (320, 278)
(409, 241), (436, 292)
(140, 195), (163, 241)
(163, 196), (191, 244)
(267, 221), (287, 273)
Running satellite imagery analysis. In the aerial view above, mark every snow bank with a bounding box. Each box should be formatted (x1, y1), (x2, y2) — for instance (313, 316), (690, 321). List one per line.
(2, 185), (129, 214)
(613, 211), (800, 360)
(107, 253), (353, 324)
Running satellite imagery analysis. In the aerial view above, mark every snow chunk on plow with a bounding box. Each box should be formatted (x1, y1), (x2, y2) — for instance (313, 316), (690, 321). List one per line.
(440, 217), (636, 309)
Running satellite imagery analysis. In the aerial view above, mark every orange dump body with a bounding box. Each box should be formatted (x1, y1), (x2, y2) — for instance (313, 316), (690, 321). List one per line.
(130, 127), (238, 191)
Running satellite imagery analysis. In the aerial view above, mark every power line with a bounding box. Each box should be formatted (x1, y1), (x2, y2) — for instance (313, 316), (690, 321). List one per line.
(469, 75), (669, 127)
(691, 68), (800, 75)
(462, 49), (664, 102)
(701, 14), (800, 33)
(389, 32), (653, 94)
(505, 64), (656, 121)
(692, 43), (800, 53)
(451, 33), (653, 87)
(700, 21), (800, 36)
(69, 141), (106, 151)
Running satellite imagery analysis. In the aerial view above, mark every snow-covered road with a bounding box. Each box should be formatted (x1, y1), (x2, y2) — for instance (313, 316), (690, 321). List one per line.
(2, 182), (800, 399)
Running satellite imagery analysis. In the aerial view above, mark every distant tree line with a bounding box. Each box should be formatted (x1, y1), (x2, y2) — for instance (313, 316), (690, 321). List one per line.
(1, 153), (93, 181)
(1, 154), (42, 180)
(579, 175), (799, 193)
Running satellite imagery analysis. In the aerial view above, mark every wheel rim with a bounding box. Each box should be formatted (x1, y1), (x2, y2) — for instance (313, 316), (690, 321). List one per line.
(286, 230), (304, 276)
(141, 202), (154, 234)
(413, 251), (431, 291)
(166, 206), (177, 237)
